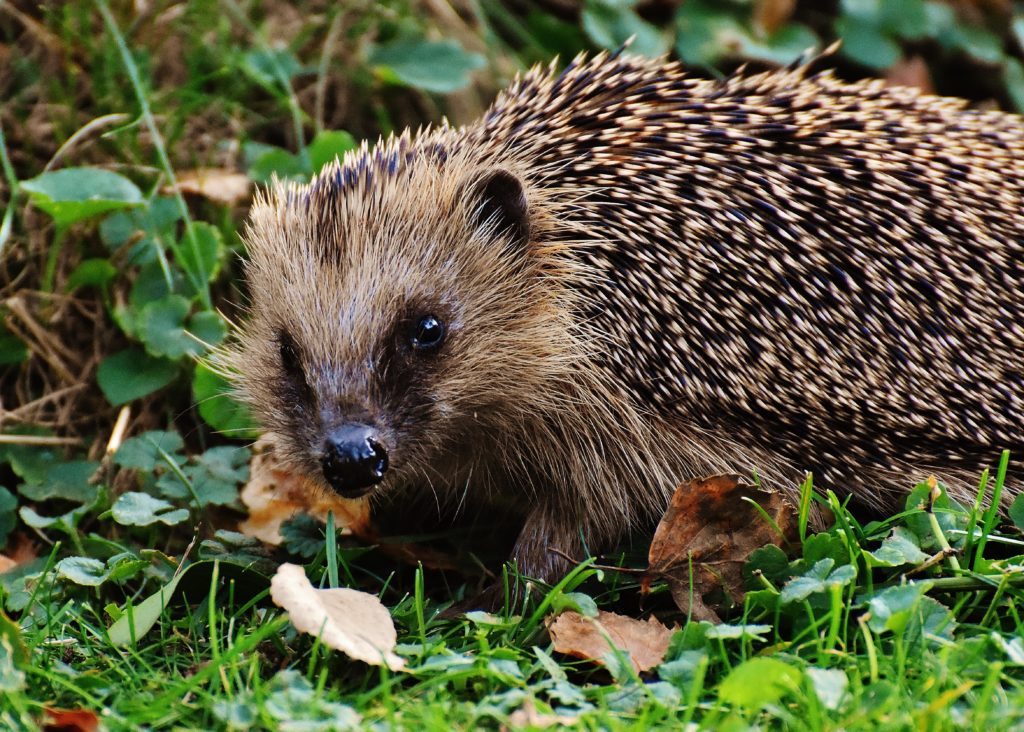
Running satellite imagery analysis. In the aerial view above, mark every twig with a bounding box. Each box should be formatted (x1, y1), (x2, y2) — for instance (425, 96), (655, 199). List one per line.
(0, 434), (81, 446)
(548, 547), (645, 574)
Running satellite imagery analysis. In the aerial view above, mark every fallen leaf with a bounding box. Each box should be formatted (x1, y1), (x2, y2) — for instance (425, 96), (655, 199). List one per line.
(0, 533), (39, 573)
(43, 708), (100, 732)
(240, 437), (465, 572)
(885, 55), (934, 95)
(505, 698), (580, 729)
(753, 0), (797, 34)
(270, 563), (405, 670)
(547, 610), (673, 673)
(169, 168), (251, 206)
(239, 437), (371, 544)
(643, 474), (798, 622)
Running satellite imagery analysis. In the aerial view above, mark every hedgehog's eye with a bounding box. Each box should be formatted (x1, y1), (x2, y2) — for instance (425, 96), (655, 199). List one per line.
(411, 314), (445, 351)
(278, 331), (304, 380)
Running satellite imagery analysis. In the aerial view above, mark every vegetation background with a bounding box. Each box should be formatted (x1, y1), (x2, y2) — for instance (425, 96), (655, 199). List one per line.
(3, 0), (1024, 729)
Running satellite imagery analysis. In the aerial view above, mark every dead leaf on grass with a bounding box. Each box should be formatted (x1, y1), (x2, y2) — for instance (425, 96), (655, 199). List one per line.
(643, 474), (798, 622)
(753, 0), (796, 34)
(0, 533), (38, 574)
(42, 708), (100, 732)
(885, 55), (934, 94)
(238, 437), (371, 544)
(270, 563), (405, 670)
(505, 698), (580, 729)
(169, 168), (251, 206)
(547, 610), (674, 673)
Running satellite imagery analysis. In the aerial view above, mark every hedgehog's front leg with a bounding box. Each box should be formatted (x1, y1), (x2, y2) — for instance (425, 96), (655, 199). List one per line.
(508, 501), (583, 586)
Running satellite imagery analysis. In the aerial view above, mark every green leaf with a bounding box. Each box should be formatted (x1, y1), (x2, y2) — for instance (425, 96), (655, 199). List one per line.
(866, 582), (931, 634)
(525, 11), (588, 60)
(97, 348), (178, 405)
(178, 222), (224, 286)
(241, 48), (303, 92)
(738, 24), (819, 66)
(583, 0), (667, 58)
(550, 591), (598, 617)
(260, 670), (361, 729)
(903, 595), (955, 646)
(923, 0), (956, 37)
(21, 167), (144, 228)
(801, 532), (849, 568)
(0, 631), (26, 692)
(56, 556), (110, 587)
(0, 434), (62, 484)
(806, 667), (849, 711)
(111, 492), (190, 527)
(370, 38), (485, 94)
(100, 197), (183, 269)
(114, 430), (184, 470)
(835, 15), (901, 70)
(279, 513), (325, 559)
(718, 657), (803, 710)
(65, 257), (118, 292)
(129, 260), (183, 312)
(0, 325), (28, 366)
(18, 460), (99, 503)
(658, 649), (707, 690)
(108, 560), (269, 646)
(704, 623), (772, 641)
(0, 487), (16, 546)
(840, 0), (883, 24)
(879, 0), (927, 40)
(19, 485), (105, 538)
(903, 480), (969, 549)
(675, 3), (746, 67)
(867, 526), (929, 567)
(745, 544), (792, 587)
(193, 363), (259, 436)
(187, 310), (227, 350)
(309, 130), (358, 173)
(199, 530), (276, 574)
(138, 295), (195, 359)
(1004, 59), (1024, 114)
(948, 26), (1004, 65)
(105, 553), (150, 583)
(107, 566), (187, 646)
(191, 446), (249, 506)
(246, 146), (309, 185)
(781, 558), (856, 604)
(0, 611), (28, 668)
(1010, 493), (1024, 531)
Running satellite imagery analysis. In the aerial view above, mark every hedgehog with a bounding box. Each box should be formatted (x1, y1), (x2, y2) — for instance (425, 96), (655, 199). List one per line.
(226, 50), (1024, 584)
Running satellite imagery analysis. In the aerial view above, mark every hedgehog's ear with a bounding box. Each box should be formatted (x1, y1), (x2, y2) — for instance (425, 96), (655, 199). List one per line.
(469, 169), (530, 250)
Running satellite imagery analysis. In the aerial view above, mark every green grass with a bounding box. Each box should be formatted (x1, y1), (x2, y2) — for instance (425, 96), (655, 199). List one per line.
(4, 474), (1024, 730)
(4, 2), (1024, 730)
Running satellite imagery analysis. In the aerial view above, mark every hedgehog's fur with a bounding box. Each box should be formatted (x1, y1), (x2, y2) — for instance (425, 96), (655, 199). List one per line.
(227, 50), (1024, 582)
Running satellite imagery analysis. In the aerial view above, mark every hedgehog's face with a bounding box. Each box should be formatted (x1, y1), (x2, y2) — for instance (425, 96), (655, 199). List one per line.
(235, 160), (560, 502)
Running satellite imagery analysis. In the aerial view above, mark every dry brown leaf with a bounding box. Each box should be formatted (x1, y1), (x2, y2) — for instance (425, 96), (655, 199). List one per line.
(0, 533), (38, 574)
(238, 436), (371, 544)
(270, 563), (405, 670)
(43, 708), (100, 732)
(753, 0), (797, 34)
(169, 168), (251, 206)
(643, 474), (797, 622)
(885, 56), (934, 95)
(547, 610), (673, 673)
(505, 698), (580, 729)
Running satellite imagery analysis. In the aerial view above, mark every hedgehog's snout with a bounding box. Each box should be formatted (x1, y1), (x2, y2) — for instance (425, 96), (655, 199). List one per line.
(320, 424), (389, 498)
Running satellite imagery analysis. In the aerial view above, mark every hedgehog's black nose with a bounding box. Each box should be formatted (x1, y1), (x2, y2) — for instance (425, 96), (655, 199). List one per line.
(320, 425), (388, 498)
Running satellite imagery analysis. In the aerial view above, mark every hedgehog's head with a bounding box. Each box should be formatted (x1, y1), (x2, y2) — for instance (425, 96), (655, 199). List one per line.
(227, 138), (580, 502)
